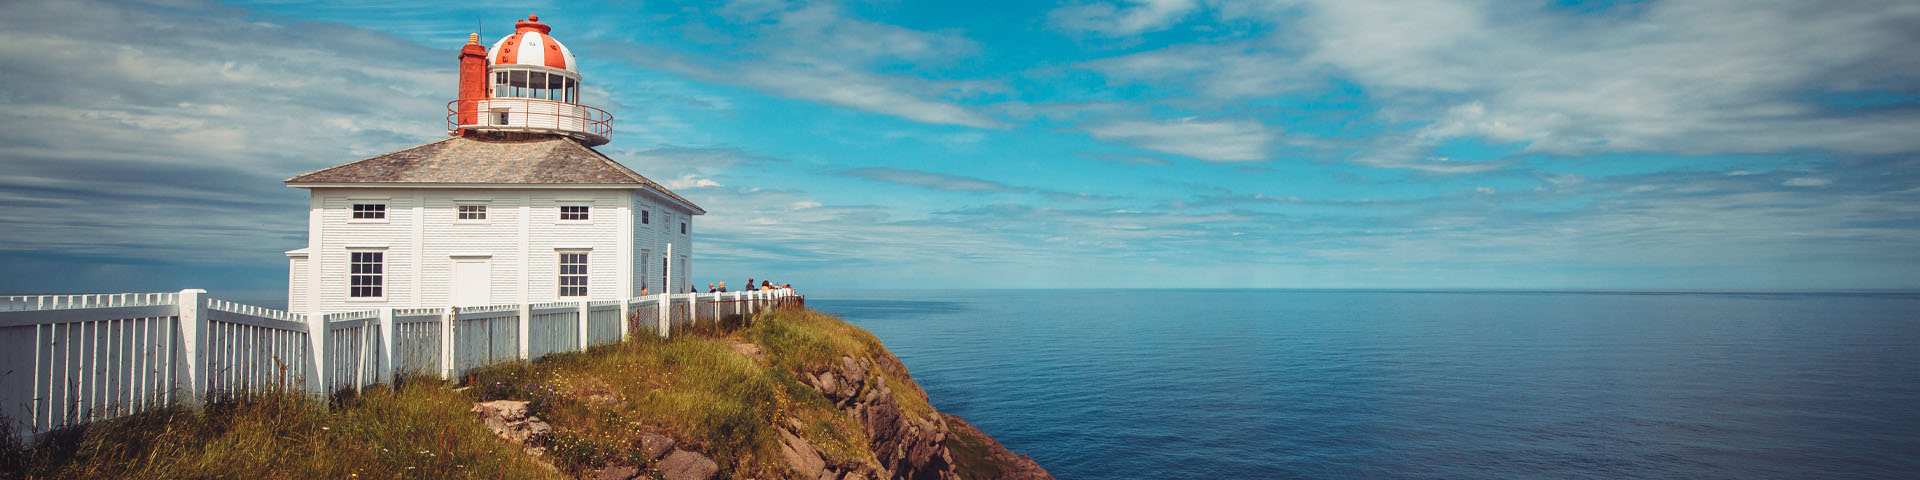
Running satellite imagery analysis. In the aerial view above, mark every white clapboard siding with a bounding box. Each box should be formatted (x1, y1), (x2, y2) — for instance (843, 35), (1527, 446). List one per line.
(0, 289), (799, 440)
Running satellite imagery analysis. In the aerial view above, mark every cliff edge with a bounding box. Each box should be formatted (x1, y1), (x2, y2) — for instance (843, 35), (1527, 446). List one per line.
(465, 307), (1054, 480)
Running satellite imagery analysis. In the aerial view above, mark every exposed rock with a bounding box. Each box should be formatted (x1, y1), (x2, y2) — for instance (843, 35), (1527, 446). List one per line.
(469, 400), (553, 455)
(941, 413), (1054, 480)
(594, 464), (640, 480)
(639, 432), (676, 461)
(851, 376), (953, 480)
(728, 342), (767, 361)
(777, 427), (828, 479)
(657, 450), (720, 480)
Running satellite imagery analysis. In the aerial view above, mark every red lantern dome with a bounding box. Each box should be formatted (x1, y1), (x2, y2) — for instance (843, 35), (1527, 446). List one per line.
(489, 15), (577, 73)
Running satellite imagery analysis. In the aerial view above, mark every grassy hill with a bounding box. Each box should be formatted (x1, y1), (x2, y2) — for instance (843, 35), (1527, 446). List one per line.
(2, 307), (1048, 479)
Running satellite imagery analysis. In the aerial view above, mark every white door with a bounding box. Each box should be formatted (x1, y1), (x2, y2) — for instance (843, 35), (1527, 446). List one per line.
(452, 258), (492, 307)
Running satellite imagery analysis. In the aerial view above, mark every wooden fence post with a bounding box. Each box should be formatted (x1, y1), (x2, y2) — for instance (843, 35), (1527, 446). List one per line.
(576, 301), (590, 351)
(377, 307), (395, 386)
(517, 303), (531, 360)
(173, 289), (208, 408)
(440, 307), (455, 380)
(305, 311), (328, 400)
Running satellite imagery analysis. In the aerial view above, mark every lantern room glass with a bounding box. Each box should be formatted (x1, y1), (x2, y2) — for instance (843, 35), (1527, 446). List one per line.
(490, 67), (581, 104)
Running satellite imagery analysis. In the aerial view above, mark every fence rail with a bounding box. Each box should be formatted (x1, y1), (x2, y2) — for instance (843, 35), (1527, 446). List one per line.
(0, 288), (801, 440)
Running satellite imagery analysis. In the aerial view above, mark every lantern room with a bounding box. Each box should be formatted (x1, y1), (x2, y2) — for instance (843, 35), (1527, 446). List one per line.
(449, 15), (612, 146)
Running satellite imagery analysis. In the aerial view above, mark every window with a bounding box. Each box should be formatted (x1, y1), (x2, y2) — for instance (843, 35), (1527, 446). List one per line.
(560, 205), (590, 221)
(659, 257), (668, 292)
(558, 252), (588, 297)
(662, 213), (671, 231)
(495, 110), (510, 125)
(641, 210), (650, 224)
(351, 203), (386, 220)
(349, 251), (384, 298)
(680, 222), (687, 234)
(457, 204), (487, 221)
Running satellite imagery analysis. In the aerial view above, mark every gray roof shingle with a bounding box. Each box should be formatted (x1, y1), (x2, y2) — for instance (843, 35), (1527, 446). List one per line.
(285, 134), (702, 213)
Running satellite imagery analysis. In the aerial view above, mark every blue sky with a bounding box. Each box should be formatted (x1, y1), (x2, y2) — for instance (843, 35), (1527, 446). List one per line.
(2, 0), (1918, 296)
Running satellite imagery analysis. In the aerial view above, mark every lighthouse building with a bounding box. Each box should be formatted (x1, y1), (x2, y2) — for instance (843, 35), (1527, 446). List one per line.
(284, 15), (701, 313)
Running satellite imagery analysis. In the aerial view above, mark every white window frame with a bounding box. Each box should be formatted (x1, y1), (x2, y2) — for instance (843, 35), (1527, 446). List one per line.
(557, 250), (589, 298)
(347, 248), (387, 301)
(455, 201), (490, 224)
(557, 201), (593, 224)
(349, 201), (389, 223)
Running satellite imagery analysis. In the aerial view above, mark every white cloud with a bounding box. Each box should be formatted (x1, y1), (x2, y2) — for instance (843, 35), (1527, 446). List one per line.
(609, 2), (1004, 129)
(1783, 177), (1833, 187)
(1084, 118), (1273, 162)
(1050, 0), (1200, 36)
(1079, 0), (1920, 167)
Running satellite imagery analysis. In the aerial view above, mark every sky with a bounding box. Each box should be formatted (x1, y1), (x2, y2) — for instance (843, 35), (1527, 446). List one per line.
(1, 0), (1918, 297)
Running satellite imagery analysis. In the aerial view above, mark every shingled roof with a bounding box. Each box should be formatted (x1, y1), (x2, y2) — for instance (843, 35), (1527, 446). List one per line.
(286, 134), (702, 213)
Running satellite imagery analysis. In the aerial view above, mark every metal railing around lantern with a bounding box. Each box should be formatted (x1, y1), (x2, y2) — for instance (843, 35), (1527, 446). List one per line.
(447, 98), (612, 144)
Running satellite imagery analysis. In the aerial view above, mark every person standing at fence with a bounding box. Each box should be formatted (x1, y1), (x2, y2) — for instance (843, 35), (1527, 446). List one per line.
(762, 280), (773, 291)
(746, 278), (755, 292)
(640, 284), (649, 296)
(708, 283), (716, 293)
(718, 281), (727, 293)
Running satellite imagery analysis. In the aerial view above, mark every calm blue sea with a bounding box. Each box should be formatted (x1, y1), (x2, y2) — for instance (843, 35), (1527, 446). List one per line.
(809, 289), (1920, 480)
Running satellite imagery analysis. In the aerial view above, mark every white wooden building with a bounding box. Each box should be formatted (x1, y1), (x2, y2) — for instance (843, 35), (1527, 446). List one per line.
(284, 15), (702, 313)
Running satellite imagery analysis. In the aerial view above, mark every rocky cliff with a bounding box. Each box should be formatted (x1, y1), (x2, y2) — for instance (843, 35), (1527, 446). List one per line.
(465, 307), (1052, 480)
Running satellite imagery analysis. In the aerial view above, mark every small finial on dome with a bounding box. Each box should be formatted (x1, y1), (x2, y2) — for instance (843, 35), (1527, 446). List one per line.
(529, 14), (538, 21)
(467, 33), (479, 44)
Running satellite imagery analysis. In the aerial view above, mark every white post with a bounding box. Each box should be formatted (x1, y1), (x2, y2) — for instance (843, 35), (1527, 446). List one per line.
(173, 289), (208, 408)
(576, 301), (589, 351)
(618, 298), (630, 340)
(657, 293), (670, 339)
(305, 311), (328, 399)
(377, 307), (395, 386)
(517, 303), (531, 360)
(440, 307), (455, 380)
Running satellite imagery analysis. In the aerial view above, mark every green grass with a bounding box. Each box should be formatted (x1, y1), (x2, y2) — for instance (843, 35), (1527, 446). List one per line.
(1, 380), (561, 479)
(3, 307), (933, 480)
(462, 308), (900, 478)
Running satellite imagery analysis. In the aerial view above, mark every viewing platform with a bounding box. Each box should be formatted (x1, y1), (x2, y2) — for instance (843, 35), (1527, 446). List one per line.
(448, 97), (612, 146)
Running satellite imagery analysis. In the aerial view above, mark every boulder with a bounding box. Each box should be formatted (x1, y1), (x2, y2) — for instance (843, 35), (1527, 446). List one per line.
(469, 400), (553, 452)
(639, 432), (676, 461)
(594, 464), (640, 480)
(657, 450), (720, 480)
(777, 428), (827, 479)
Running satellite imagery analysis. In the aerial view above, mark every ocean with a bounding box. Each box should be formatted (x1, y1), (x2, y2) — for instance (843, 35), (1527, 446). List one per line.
(809, 289), (1920, 479)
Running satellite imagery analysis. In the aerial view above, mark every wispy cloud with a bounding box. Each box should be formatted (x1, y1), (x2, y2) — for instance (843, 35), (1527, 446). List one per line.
(1049, 0), (1200, 36)
(1083, 118), (1274, 162)
(839, 167), (1118, 202)
(1073, 0), (1920, 168)
(841, 167), (1025, 193)
(596, 2), (1004, 129)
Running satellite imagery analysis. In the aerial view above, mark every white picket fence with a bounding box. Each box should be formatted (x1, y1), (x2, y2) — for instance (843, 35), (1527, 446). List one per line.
(0, 288), (802, 439)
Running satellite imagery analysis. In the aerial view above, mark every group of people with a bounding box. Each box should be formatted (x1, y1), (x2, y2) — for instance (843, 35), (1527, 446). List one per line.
(707, 277), (791, 293)
(638, 277), (793, 295)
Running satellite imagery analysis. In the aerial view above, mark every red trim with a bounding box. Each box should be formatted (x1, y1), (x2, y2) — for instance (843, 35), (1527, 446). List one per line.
(493, 32), (524, 64)
(541, 33), (567, 70)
